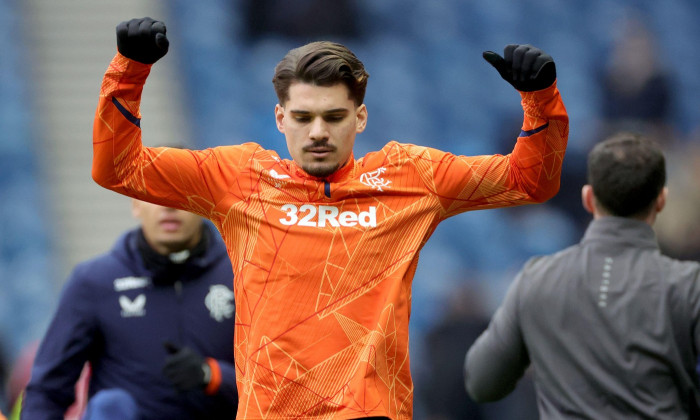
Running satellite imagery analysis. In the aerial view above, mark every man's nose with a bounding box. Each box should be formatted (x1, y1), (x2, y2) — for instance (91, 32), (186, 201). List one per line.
(309, 118), (329, 141)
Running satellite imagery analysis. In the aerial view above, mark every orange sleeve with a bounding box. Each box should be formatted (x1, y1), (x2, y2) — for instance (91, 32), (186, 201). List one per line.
(92, 53), (255, 218)
(204, 358), (222, 395)
(409, 82), (568, 218)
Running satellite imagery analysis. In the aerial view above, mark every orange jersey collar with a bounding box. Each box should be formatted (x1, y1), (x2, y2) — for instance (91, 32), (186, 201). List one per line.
(291, 154), (357, 183)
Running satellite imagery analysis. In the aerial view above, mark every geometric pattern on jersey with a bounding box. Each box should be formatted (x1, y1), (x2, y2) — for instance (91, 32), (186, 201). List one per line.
(94, 53), (568, 419)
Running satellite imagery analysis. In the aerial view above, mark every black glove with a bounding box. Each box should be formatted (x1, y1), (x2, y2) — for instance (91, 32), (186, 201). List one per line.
(116, 17), (169, 64)
(162, 342), (210, 392)
(483, 44), (556, 92)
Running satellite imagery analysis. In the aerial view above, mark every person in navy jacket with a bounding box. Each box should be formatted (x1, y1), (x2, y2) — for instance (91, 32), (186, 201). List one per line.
(22, 200), (237, 419)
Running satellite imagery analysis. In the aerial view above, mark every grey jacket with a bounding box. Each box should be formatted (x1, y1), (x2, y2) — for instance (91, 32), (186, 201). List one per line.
(465, 217), (700, 419)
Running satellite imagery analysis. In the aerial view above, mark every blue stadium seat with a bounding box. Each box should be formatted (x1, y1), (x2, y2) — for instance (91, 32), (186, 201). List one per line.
(167, 0), (700, 350)
(0, 0), (56, 359)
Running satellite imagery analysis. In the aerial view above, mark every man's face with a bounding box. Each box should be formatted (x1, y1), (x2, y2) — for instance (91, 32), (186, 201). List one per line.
(275, 82), (367, 178)
(131, 200), (203, 255)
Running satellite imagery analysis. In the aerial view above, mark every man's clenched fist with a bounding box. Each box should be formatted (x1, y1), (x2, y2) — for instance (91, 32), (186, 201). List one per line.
(116, 17), (169, 64)
(483, 44), (556, 92)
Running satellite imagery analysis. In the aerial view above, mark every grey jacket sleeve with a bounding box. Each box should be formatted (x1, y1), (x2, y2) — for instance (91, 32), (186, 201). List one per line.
(464, 269), (530, 402)
(689, 266), (700, 356)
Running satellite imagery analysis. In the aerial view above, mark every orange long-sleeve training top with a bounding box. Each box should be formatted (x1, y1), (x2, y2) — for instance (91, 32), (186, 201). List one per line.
(93, 53), (568, 420)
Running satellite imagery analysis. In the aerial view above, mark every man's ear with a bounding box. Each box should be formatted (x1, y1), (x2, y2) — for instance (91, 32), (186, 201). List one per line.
(655, 187), (668, 214)
(131, 199), (141, 219)
(275, 104), (285, 133)
(356, 104), (367, 133)
(581, 185), (596, 215)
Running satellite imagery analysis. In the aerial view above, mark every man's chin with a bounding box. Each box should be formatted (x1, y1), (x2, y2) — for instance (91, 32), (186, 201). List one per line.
(303, 163), (340, 178)
(155, 236), (189, 251)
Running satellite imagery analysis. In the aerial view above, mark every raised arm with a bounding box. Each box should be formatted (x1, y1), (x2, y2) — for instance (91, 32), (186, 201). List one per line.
(92, 18), (244, 219)
(422, 44), (568, 217)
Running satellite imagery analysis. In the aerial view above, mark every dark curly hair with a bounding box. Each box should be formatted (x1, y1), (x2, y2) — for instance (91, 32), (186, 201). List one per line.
(272, 41), (369, 107)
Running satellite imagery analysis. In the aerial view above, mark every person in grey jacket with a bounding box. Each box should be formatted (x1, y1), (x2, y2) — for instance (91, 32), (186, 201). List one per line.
(464, 132), (700, 419)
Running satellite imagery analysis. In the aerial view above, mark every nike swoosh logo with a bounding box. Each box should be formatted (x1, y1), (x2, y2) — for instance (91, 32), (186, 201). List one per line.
(270, 169), (290, 179)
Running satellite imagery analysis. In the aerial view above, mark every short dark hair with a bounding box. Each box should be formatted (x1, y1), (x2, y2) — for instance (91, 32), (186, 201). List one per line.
(587, 132), (666, 218)
(272, 41), (369, 106)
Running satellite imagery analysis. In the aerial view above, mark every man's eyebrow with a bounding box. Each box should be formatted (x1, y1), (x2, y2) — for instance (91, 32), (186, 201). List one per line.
(323, 108), (349, 114)
(289, 108), (349, 115)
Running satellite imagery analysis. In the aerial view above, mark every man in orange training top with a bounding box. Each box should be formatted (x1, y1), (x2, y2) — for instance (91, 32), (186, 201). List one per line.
(93, 17), (568, 420)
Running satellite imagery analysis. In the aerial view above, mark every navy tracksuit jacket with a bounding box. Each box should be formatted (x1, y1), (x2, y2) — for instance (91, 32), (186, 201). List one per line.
(22, 224), (238, 419)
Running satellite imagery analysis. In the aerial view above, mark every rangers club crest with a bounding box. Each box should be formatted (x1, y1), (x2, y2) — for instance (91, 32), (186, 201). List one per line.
(360, 167), (392, 191)
(205, 285), (235, 321)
